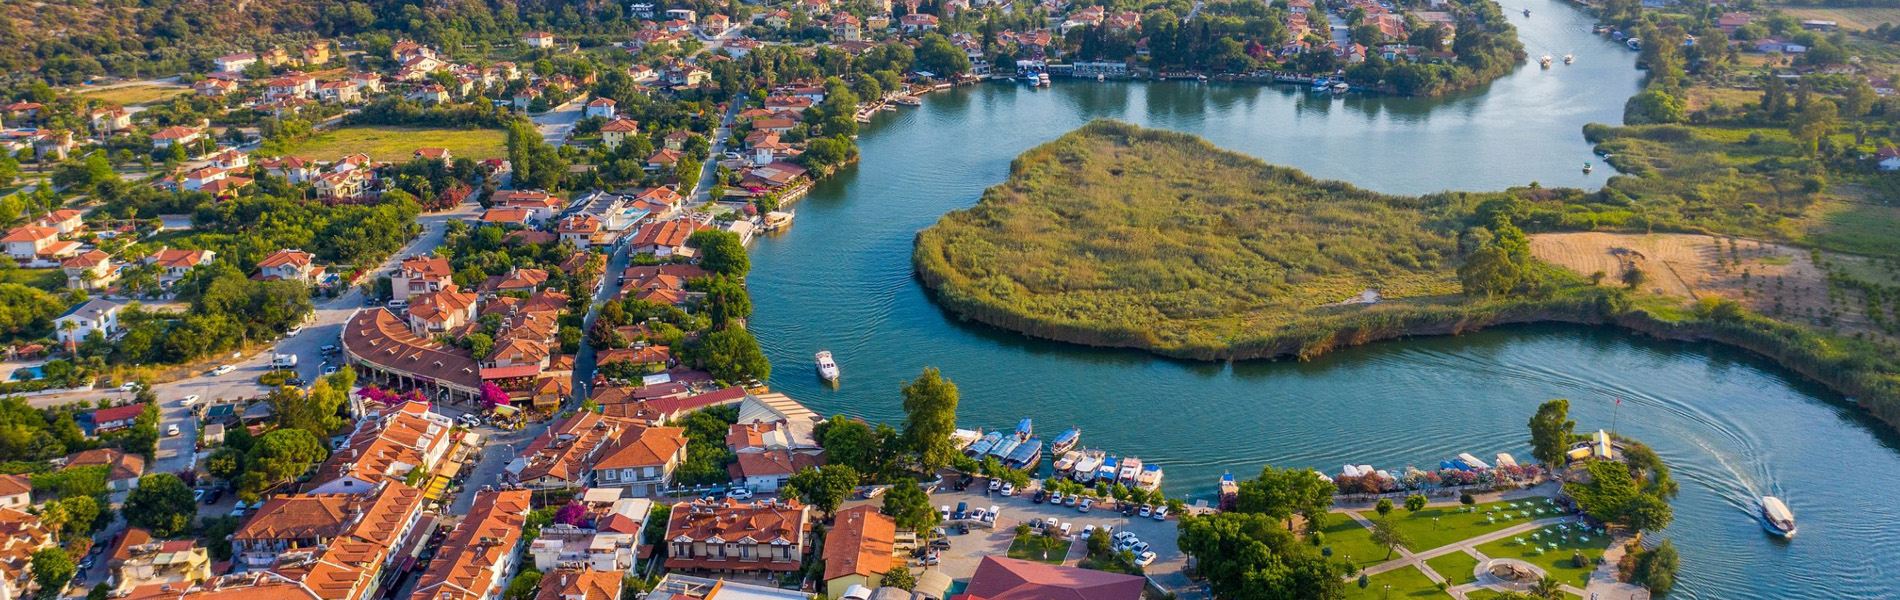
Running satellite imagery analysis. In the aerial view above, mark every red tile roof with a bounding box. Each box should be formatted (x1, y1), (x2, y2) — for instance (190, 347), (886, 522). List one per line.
(957, 556), (1144, 600)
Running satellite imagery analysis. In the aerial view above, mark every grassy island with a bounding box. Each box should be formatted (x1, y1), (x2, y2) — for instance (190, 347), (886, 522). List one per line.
(915, 121), (1900, 434)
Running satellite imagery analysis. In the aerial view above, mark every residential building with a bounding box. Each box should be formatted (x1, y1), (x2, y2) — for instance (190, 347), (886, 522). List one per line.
(831, 13), (864, 42)
(524, 31), (557, 48)
(61, 250), (120, 290)
(55, 299), (122, 344)
(216, 52), (260, 72)
(306, 401), (456, 494)
(822, 506), (897, 598)
(585, 97), (618, 119)
(413, 489), (531, 600)
(256, 249), (320, 282)
(629, 218), (704, 257)
(663, 498), (812, 574)
(532, 569), (623, 600)
(732, 450), (821, 493)
(406, 287), (480, 336)
(230, 480), (426, 572)
(2, 226), (58, 261)
(392, 254), (455, 302)
(195, 79), (239, 96)
(558, 214), (605, 249)
(0, 509), (54, 600)
(901, 13), (939, 33)
(0, 475), (29, 510)
(589, 424), (688, 497)
(318, 81), (362, 103)
(109, 537), (212, 597)
(63, 448), (145, 491)
(600, 119), (640, 149)
(527, 496), (651, 572)
(956, 555), (1145, 600)
(1878, 147), (1900, 171)
(509, 412), (639, 489)
(415, 147), (452, 164)
(342, 308), (483, 404)
(34, 209), (83, 235)
(90, 108), (132, 134)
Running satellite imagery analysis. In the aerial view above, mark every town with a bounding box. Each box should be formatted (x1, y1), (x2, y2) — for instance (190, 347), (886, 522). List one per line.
(3, 0), (1896, 596)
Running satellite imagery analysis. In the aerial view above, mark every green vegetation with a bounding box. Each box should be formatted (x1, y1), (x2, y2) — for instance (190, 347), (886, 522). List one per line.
(782, 464), (859, 514)
(1359, 500), (1541, 553)
(280, 126), (509, 163)
(1425, 551), (1481, 585)
(900, 367), (961, 471)
(77, 85), (188, 106)
(1180, 511), (1345, 598)
(1340, 565), (1443, 600)
(1007, 532), (1072, 564)
(123, 473), (197, 537)
(1474, 534), (1603, 588)
(674, 404), (740, 486)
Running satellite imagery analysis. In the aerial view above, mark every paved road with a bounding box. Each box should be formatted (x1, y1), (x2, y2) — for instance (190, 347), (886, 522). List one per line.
(530, 97), (586, 146)
(571, 239), (635, 400)
(689, 98), (742, 203)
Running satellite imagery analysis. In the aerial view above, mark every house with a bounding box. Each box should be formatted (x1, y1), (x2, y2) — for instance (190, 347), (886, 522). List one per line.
(318, 81), (362, 103)
(194, 78), (239, 96)
(702, 14), (733, 34)
(666, 8), (699, 21)
(265, 74), (319, 98)
(732, 450), (821, 493)
(64, 448), (145, 490)
(414, 147), (453, 164)
(342, 308), (485, 404)
(0, 508), (54, 600)
(308, 401), (456, 493)
(261, 47), (292, 66)
(35, 209), (84, 235)
(393, 255), (455, 302)
(647, 149), (685, 170)
(585, 97), (618, 119)
(600, 119), (641, 149)
(62, 250), (120, 290)
(1753, 38), (1807, 54)
(532, 569), (623, 600)
(151, 126), (203, 149)
(796, 0), (830, 13)
(181, 166), (230, 191)
(764, 10), (793, 29)
(255, 249), (320, 283)
(146, 249), (216, 285)
(630, 2), (657, 18)
(509, 412), (639, 489)
(663, 498), (811, 574)
(230, 479), (426, 595)
(829, 14), (863, 41)
(1877, 147), (1900, 171)
(312, 168), (367, 199)
(558, 214), (605, 248)
(81, 404), (145, 435)
(407, 84), (450, 104)
(589, 424), (688, 497)
(2, 226), (58, 260)
(406, 287), (479, 335)
(108, 536), (211, 597)
(0, 475), (27, 510)
(55, 299), (122, 344)
(211, 149), (250, 170)
(259, 156), (320, 183)
(494, 190), (566, 221)
(90, 107), (132, 134)
(301, 40), (332, 65)
(629, 219), (704, 257)
(956, 556), (1145, 600)
(413, 490), (531, 600)
(524, 31), (556, 48)
(480, 267), (550, 296)
(901, 13), (940, 32)
(215, 52), (259, 72)
(823, 506), (897, 598)
(1717, 12), (1752, 32)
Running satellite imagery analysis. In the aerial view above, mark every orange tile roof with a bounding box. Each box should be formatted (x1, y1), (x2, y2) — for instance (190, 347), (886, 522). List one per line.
(1, 226), (57, 243)
(343, 308), (482, 391)
(312, 401), (451, 486)
(823, 505), (896, 581)
(514, 412), (636, 484)
(592, 425), (686, 470)
(66, 447), (145, 481)
(414, 490), (531, 600)
(0, 474), (27, 498)
(151, 248), (214, 269)
(257, 249), (313, 269)
(533, 569), (621, 600)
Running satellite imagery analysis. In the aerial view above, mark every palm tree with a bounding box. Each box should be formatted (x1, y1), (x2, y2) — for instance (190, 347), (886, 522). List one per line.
(1531, 575), (1564, 599)
(59, 320), (78, 356)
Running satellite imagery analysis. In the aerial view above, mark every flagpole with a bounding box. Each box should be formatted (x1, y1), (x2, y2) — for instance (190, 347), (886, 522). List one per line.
(1611, 397), (1621, 437)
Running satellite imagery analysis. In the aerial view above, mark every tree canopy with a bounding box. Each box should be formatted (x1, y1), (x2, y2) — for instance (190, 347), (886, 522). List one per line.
(900, 367), (960, 470)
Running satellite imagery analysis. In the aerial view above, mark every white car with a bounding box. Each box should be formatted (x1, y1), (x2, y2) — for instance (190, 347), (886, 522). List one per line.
(1000, 482), (1016, 496)
(178, 395), (200, 407)
(1114, 530), (1139, 543)
(322, 364), (339, 375)
(727, 488), (753, 500)
(1135, 551), (1157, 567)
(969, 508), (987, 521)
(118, 382), (141, 392)
(1081, 525), (1097, 538)
(988, 479), (1002, 492)
(286, 326), (303, 337)
(1058, 522), (1072, 537)
(1152, 505), (1169, 520)
(1048, 491), (1063, 505)
(1139, 505), (1153, 517)
(1078, 498), (1092, 513)
(166, 424), (180, 437)
(212, 365), (236, 375)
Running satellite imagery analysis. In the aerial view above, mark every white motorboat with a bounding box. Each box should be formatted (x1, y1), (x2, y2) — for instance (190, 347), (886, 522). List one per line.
(1564, 54), (1575, 64)
(1762, 496), (1797, 538)
(814, 351), (840, 382)
(1540, 55), (1553, 68)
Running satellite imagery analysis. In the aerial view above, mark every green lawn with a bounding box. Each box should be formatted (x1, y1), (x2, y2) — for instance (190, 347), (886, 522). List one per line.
(1474, 524), (1608, 588)
(1342, 565), (1447, 600)
(1321, 517), (1397, 569)
(279, 126), (508, 163)
(1, 268), (65, 292)
(79, 84), (189, 105)
(1467, 590), (1583, 600)
(1006, 535), (1071, 564)
(1423, 551), (1481, 585)
(1358, 499), (1560, 553)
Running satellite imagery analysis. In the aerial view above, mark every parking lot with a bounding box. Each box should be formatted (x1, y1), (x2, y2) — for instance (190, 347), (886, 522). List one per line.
(900, 480), (1195, 595)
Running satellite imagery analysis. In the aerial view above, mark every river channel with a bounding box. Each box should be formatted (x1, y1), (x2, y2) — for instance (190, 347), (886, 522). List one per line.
(743, 0), (1900, 596)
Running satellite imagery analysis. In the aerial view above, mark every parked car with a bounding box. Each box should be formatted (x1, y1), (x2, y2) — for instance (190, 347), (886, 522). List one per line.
(1048, 491), (1063, 505)
(193, 489), (206, 502)
(320, 344), (339, 355)
(1139, 505), (1153, 518)
(929, 538), (952, 549)
(1063, 495), (1078, 507)
(969, 508), (986, 521)
(322, 364), (339, 375)
(286, 326), (303, 337)
(1081, 525), (1097, 538)
(955, 523), (970, 535)
(1135, 551), (1157, 567)
(179, 395), (200, 406)
(986, 505), (999, 522)
(203, 488), (223, 504)
(1078, 498), (1092, 513)
(1114, 530), (1139, 543)
(939, 505), (951, 521)
(118, 382), (142, 392)
(1032, 490), (1048, 504)
(953, 502), (967, 520)
(1152, 505), (1169, 520)
(212, 365), (236, 375)
(988, 479), (1002, 493)
(166, 424), (180, 437)
(1000, 482), (1015, 496)
(728, 487), (753, 500)
(1059, 522), (1073, 537)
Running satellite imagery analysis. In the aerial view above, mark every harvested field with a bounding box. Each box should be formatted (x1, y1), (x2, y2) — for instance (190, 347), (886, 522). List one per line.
(1531, 232), (1896, 342)
(1768, 5), (1900, 31)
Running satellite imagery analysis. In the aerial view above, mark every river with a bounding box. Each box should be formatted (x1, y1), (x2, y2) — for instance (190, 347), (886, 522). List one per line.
(742, 0), (1900, 597)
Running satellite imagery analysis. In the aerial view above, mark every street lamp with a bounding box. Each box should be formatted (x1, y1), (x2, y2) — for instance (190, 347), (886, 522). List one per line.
(1383, 584), (1391, 599)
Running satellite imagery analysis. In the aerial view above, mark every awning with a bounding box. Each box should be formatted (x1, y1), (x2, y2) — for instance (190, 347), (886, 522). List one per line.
(491, 404), (520, 416)
(423, 475), (451, 501)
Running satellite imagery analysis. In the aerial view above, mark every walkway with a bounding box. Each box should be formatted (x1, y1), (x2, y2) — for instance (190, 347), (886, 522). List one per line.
(1337, 490), (1614, 599)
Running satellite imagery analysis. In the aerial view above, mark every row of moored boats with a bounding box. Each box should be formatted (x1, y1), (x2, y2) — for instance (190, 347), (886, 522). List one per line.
(957, 420), (1164, 491)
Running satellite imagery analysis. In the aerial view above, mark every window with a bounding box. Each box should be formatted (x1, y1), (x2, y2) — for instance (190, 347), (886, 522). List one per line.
(602, 470), (616, 481)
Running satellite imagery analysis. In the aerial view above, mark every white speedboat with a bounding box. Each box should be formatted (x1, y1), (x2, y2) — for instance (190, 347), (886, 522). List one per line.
(1762, 496), (1797, 538)
(1540, 55), (1553, 68)
(814, 351), (840, 382)
(1563, 54), (1575, 64)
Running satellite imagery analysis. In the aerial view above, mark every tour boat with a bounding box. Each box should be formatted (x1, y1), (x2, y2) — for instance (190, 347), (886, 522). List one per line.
(1218, 472), (1239, 509)
(1331, 81), (1350, 93)
(1762, 496), (1797, 538)
(1096, 457), (1119, 482)
(1005, 438), (1043, 469)
(764, 210), (795, 231)
(1052, 427), (1081, 455)
(1097, 74), (1107, 82)
(814, 351), (840, 382)
(894, 95), (922, 106)
(966, 431), (1004, 457)
(1583, 162), (1594, 173)
(1022, 72), (1042, 85)
(1136, 464), (1165, 491)
(1311, 77), (1333, 91)
(1564, 54), (1575, 64)
(1053, 450), (1082, 472)
(1540, 55), (1553, 68)
(1627, 38), (1643, 50)
(1523, 8), (1531, 17)
(1014, 418), (1034, 441)
(989, 436), (1022, 460)
(1118, 457), (1143, 485)
(1072, 450), (1106, 481)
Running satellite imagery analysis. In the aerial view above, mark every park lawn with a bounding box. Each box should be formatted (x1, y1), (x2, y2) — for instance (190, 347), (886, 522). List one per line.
(80, 84), (189, 105)
(1, 268), (65, 292)
(1357, 499), (1556, 553)
(281, 126), (508, 163)
(1474, 526), (1608, 588)
(1342, 565), (1446, 600)
(1423, 551), (1481, 585)
(1467, 590), (1582, 600)
(1006, 536), (1071, 564)
(1321, 517), (1395, 570)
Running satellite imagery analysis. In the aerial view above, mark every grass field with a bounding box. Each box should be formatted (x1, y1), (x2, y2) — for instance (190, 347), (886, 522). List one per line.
(1006, 535), (1071, 564)
(281, 126), (508, 162)
(79, 84), (189, 105)
(1, 268), (65, 292)
(1804, 197), (1900, 259)
(1358, 500), (1557, 553)
(1682, 86), (1762, 112)
(1475, 526), (1608, 588)
(1342, 565), (1447, 600)
(1324, 518), (1399, 569)
(1424, 551), (1482, 585)
(1768, 5), (1900, 31)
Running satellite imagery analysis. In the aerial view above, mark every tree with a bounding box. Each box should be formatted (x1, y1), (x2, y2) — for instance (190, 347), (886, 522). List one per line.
(882, 564), (916, 590)
(245, 429), (329, 493)
(882, 482), (940, 533)
(58, 496), (99, 538)
(900, 367), (960, 470)
(685, 326), (771, 383)
(505, 569), (544, 600)
(123, 473), (196, 536)
(1375, 498), (1393, 516)
(915, 33), (974, 75)
(784, 464), (860, 514)
(1235, 466), (1337, 530)
(1458, 245), (1521, 297)
(1177, 512), (1344, 600)
(1622, 265), (1648, 290)
(689, 230), (750, 277)
(1405, 494), (1427, 513)
(1370, 518), (1410, 560)
(1632, 539), (1680, 597)
(820, 417), (880, 475)
(1528, 399), (1575, 466)
(1621, 492), (1675, 533)
(32, 547), (75, 597)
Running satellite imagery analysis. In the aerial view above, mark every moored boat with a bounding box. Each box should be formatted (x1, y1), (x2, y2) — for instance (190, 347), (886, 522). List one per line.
(814, 351), (840, 382)
(1118, 457), (1143, 485)
(1762, 496), (1797, 538)
(1583, 162), (1594, 173)
(965, 431), (1003, 457)
(1014, 418), (1034, 441)
(1052, 427), (1081, 455)
(1073, 450), (1106, 481)
(989, 436), (1022, 460)
(764, 210), (795, 231)
(894, 95), (922, 106)
(1053, 450), (1082, 472)
(1136, 463), (1164, 491)
(1005, 438), (1043, 469)
(1096, 457), (1119, 482)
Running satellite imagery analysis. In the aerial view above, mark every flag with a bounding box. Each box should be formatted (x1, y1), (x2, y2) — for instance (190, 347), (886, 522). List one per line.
(1615, 398), (1621, 405)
